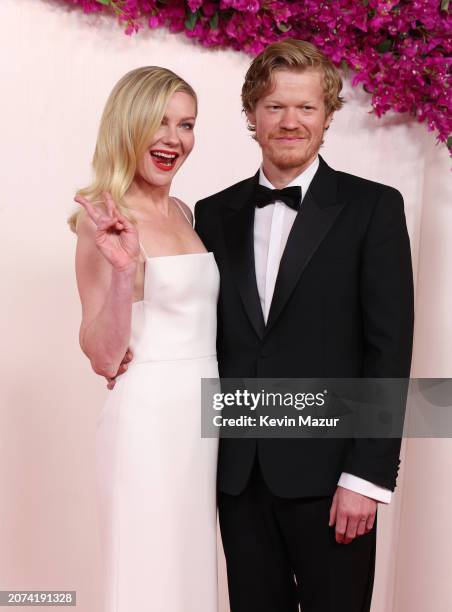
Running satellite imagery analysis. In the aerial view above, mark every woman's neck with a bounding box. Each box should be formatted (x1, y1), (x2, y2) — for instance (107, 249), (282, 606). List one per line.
(125, 178), (172, 218)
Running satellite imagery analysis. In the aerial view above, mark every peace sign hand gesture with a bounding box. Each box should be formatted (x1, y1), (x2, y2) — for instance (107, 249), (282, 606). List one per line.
(75, 192), (140, 271)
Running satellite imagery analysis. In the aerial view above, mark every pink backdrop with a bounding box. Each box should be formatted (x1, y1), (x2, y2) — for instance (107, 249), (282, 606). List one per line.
(1, 0), (451, 610)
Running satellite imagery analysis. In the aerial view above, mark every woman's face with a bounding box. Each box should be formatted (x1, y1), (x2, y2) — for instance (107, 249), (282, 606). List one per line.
(136, 91), (196, 188)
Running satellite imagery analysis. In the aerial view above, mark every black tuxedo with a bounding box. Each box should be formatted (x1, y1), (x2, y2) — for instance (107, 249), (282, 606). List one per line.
(195, 155), (414, 497)
(194, 156), (414, 612)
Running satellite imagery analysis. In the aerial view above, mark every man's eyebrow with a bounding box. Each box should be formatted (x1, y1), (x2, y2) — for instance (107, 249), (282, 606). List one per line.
(265, 98), (316, 104)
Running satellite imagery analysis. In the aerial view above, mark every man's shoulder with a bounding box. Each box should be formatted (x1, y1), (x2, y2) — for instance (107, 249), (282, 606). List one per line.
(329, 166), (406, 224)
(195, 175), (255, 212)
(334, 166), (402, 203)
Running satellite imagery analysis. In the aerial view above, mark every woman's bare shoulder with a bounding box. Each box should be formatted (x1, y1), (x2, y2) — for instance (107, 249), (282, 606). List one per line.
(172, 197), (193, 223)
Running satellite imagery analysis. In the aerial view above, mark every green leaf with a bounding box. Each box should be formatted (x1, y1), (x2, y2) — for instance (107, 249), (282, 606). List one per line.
(277, 22), (291, 33)
(376, 39), (392, 53)
(440, 0), (450, 10)
(185, 10), (199, 31)
(96, 0), (111, 5)
(447, 136), (452, 150)
(340, 59), (349, 75)
(209, 13), (219, 30)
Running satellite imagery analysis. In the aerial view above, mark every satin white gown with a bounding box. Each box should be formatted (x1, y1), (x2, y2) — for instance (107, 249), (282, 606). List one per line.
(95, 200), (220, 611)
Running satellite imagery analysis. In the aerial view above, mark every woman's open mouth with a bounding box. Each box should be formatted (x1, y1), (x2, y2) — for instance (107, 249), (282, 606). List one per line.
(149, 149), (179, 172)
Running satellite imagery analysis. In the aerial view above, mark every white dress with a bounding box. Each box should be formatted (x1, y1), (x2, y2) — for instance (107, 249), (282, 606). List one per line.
(95, 200), (220, 611)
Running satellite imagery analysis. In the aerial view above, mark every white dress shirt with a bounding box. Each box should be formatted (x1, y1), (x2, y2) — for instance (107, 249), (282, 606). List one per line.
(253, 155), (392, 504)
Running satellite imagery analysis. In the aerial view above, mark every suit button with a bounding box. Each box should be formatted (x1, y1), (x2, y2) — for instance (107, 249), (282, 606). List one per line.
(260, 348), (270, 358)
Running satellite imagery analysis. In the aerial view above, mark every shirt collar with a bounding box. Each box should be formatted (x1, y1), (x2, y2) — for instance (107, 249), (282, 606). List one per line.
(258, 155), (319, 204)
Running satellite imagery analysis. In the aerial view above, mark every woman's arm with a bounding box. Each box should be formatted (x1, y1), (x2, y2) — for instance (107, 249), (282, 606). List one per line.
(74, 193), (140, 378)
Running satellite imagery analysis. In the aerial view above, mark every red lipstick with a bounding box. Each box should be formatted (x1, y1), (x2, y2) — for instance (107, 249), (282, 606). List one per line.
(149, 149), (179, 172)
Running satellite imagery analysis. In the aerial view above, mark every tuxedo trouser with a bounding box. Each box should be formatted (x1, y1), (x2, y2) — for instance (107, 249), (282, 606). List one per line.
(218, 452), (376, 612)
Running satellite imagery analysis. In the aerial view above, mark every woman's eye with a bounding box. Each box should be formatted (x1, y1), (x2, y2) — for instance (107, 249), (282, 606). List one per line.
(181, 123), (194, 130)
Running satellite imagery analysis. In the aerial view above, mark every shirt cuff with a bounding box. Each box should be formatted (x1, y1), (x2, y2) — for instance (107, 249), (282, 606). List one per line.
(338, 472), (392, 504)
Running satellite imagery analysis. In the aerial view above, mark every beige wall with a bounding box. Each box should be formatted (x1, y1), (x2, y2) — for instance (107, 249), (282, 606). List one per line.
(1, 1), (451, 610)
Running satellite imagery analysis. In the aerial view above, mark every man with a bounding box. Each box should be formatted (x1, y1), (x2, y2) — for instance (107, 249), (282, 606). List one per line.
(193, 39), (414, 612)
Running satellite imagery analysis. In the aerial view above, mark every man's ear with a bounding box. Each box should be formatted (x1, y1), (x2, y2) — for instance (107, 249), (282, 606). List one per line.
(246, 110), (256, 129)
(324, 112), (334, 131)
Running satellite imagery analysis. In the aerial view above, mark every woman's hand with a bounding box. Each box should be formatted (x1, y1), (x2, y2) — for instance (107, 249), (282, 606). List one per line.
(74, 192), (140, 271)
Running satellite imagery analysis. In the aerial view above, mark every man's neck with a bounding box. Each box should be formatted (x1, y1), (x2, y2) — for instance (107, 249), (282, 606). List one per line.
(261, 155), (318, 189)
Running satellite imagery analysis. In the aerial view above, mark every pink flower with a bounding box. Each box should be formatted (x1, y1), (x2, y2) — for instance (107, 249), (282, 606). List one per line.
(187, 0), (203, 11)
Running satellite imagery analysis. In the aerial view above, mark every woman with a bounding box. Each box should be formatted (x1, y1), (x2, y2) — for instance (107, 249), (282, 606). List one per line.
(68, 67), (219, 611)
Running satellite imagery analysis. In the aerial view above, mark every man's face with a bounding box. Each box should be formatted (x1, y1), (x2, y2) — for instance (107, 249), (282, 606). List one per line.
(247, 68), (332, 173)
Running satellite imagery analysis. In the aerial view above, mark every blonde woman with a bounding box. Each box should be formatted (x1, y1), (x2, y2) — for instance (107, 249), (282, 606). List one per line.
(68, 67), (219, 611)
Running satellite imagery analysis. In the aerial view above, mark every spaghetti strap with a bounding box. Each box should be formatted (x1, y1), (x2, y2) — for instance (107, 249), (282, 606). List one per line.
(139, 198), (192, 258)
(139, 240), (148, 259)
(172, 197), (194, 228)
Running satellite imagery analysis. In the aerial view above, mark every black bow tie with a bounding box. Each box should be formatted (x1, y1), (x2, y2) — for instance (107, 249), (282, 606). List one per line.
(254, 184), (302, 211)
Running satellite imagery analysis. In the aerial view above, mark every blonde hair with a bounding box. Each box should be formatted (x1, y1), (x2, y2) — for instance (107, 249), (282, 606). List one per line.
(67, 66), (197, 233)
(242, 39), (344, 136)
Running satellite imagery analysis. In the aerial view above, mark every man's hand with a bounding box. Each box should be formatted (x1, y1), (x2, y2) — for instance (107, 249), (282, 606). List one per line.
(329, 486), (377, 544)
(105, 348), (133, 390)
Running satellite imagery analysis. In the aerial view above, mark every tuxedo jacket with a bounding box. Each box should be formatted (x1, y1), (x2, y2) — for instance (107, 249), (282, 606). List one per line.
(194, 155), (414, 498)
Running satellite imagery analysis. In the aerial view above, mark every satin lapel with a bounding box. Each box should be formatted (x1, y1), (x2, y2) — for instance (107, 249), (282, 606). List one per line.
(265, 157), (345, 335)
(222, 173), (265, 340)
